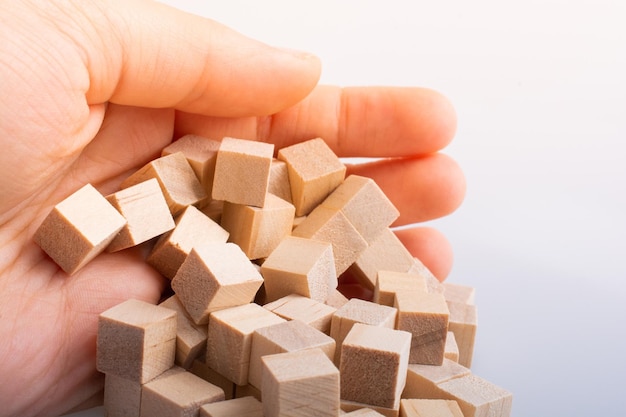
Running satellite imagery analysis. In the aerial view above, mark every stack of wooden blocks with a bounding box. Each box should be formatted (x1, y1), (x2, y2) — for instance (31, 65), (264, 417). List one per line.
(34, 135), (512, 417)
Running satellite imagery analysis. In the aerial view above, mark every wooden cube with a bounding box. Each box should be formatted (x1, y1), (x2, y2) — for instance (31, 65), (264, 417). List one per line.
(263, 293), (337, 334)
(121, 152), (208, 215)
(212, 137), (274, 207)
(220, 193), (295, 260)
(325, 289), (350, 309)
(261, 236), (337, 303)
(262, 348), (340, 417)
(268, 159), (293, 204)
(171, 243), (264, 325)
(189, 359), (235, 400)
(408, 258), (444, 295)
(200, 396), (263, 417)
(103, 373), (142, 417)
(97, 299), (176, 383)
(206, 303), (286, 385)
(373, 271), (428, 307)
(340, 401), (398, 417)
(140, 366), (225, 417)
(248, 319), (336, 389)
(292, 205), (367, 276)
(435, 374), (513, 417)
(446, 301), (478, 368)
(147, 205), (229, 279)
(443, 282), (476, 305)
(340, 323), (411, 409)
(444, 332), (460, 363)
(277, 138), (346, 216)
(399, 399), (464, 417)
(394, 290), (449, 365)
(33, 183), (126, 275)
(402, 359), (471, 400)
(106, 178), (175, 252)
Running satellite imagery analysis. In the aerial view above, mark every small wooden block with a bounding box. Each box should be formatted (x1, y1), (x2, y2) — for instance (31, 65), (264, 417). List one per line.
(140, 366), (225, 417)
(212, 137), (274, 207)
(248, 319), (336, 389)
(200, 396), (263, 417)
(292, 205), (367, 276)
(106, 178), (175, 252)
(443, 282), (476, 305)
(103, 373), (142, 417)
(394, 290), (449, 365)
(206, 303), (286, 385)
(402, 359), (471, 400)
(408, 258), (444, 295)
(268, 158), (293, 204)
(320, 174), (399, 243)
(341, 401), (398, 417)
(171, 242), (264, 325)
(159, 295), (208, 369)
(339, 323), (411, 410)
(342, 407), (386, 416)
(260, 236), (337, 303)
(220, 193), (295, 260)
(277, 137), (346, 216)
(325, 289), (350, 309)
(162, 134), (221, 196)
(435, 374), (513, 417)
(444, 331), (460, 363)
(373, 271), (428, 307)
(33, 183), (126, 275)
(147, 205), (229, 279)
(399, 399), (464, 417)
(446, 301), (478, 368)
(263, 293), (337, 334)
(262, 348), (340, 417)
(121, 151), (209, 215)
(97, 299), (176, 383)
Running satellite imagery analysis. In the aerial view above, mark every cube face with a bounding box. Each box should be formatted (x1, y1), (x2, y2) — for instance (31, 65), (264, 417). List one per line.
(373, 271), (428, 307)
(162, 134), (221, 195)
(436, 374), (513, 417)
(200, 396), (263, 417)
(330, 298), (398, 351)
(103, 372), (142, 417)
(263, 294), (337, 334)
(400, 399), (464, 417)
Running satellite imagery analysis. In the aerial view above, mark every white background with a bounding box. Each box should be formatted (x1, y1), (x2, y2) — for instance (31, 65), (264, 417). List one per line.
(68, 1), (626, 416)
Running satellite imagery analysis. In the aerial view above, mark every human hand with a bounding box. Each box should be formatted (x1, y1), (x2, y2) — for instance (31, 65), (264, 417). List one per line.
(0, 0), (463, 416)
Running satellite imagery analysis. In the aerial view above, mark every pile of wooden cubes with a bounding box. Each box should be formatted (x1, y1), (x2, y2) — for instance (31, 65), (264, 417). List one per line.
(34, 136), (512, 416)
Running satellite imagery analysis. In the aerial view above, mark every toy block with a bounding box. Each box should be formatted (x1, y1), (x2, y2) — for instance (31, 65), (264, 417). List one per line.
(33, 183), (126, 275)
(330, 298), (397, 362)
(103, 373), (142, 417)
(399, 399), (464, 417)
(206, 303), (286, 385)
(260, 236), (337, 303)
(277, 137), (346, 216)
(262, 348), (340, 417)
(200, 396), (263, 417)
(140, 366), (225, 417)
(263, 293), (337, 334)
(320, 175), (399, 243)
(435, 374), (513, 417)
(325, 289), (350, 309)
(171, 242), (264, 325)
(268, 158), (293, 204)
(444, 331), (460, 363)
(234, 383), (262, 401)
(292, 205), (367, 276)
(97, 299), (176, 383)
(120, 152), (209, 215)
(162, 134), (221, 196)
(446, 301), (478, 368)
(339, 323), (411, 410)
(248, 319), (336, 388)
(408, 258), (444, 295)
(443, 282), (476, 305)
(373, 271), (428, 307)
(342, 407), (386, 416)
(190, 359), (235, 400)
(212, 137), (274, 207)
(220, 193), (295, 260)
(402, 359), (470, 400)
(341, 401), (398, 417)
(147, 205), (229, 279)
(394, 290), (449, 365)
(105, 178), (175, 252)
(159, 295), (208, 369)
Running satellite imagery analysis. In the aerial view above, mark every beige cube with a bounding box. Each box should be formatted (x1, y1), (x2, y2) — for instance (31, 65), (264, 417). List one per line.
(263, 293), (337, 334)
(340, 401), (398, 417)
(399, 399), (464, 417)
(373, 270), (428, 307)
(268, 159), (293, 204)
(435, 374), (513, 417)
(200, 396), (263, 417)
(447, 301), (477, 368)
(402, 359), (471, 400)
(103, 373), (142, 417)
(444, 332), (460, 363)
(443, 282), (476, 305)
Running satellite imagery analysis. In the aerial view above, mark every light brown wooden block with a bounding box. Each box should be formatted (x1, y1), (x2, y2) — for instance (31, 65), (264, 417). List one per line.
(248, 319), (336, 389)
(320, 174), (399, 243)
(447, 301), (478, 368)
(408, 258), (444, 295)
(121, 151), (209, 215)
(277, 137), (346, 216)
(402, 359), (471, 400)
(147, 205), (229, 279)
(106, 178), (175, 252)
(341, 401), (396, 417)
(103, 373), (142, 417)
(325, 289), (350, 309)
(342, 407), (387, 416)
(162, 134), (221, 196)
(262, 348), (340, 417)
(292, 205), (367, 276)
(435, 374), (513, 417)
(206, 303), (286, 385)
(159, 295), (208, 369)
(399, 399), (464, 417)
(200, 396), (263, 417)
(33, 183), (126, 275)
(212, 137), (274, 207)
(443, 282), (476, 305)
(220, 193), (295, 260)
(444, 331), (460, 363)
(268, 158), (293, 204)
(260, 236), (337, 303)
(97, 299), (176, 383)
(263, 293), (337, 334)
(189, 359), (235, 400)
(339, 323), (411, 410)
(373, 271), (428, 307)
(394, 290), (449, 365)
(140, 366), (225, 417)
(171, 242), (264, 325)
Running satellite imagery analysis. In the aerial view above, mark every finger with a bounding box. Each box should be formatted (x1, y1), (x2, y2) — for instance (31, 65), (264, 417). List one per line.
(394, 226), (454, 281)
(173, 85), (457, 157)
(347, 154), (466, 224)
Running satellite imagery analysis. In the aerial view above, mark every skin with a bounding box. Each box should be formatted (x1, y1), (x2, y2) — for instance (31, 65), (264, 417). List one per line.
(0, 0), (465, 416)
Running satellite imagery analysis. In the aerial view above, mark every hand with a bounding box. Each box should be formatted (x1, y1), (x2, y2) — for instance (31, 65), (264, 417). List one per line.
(0, 0), (464, 415)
